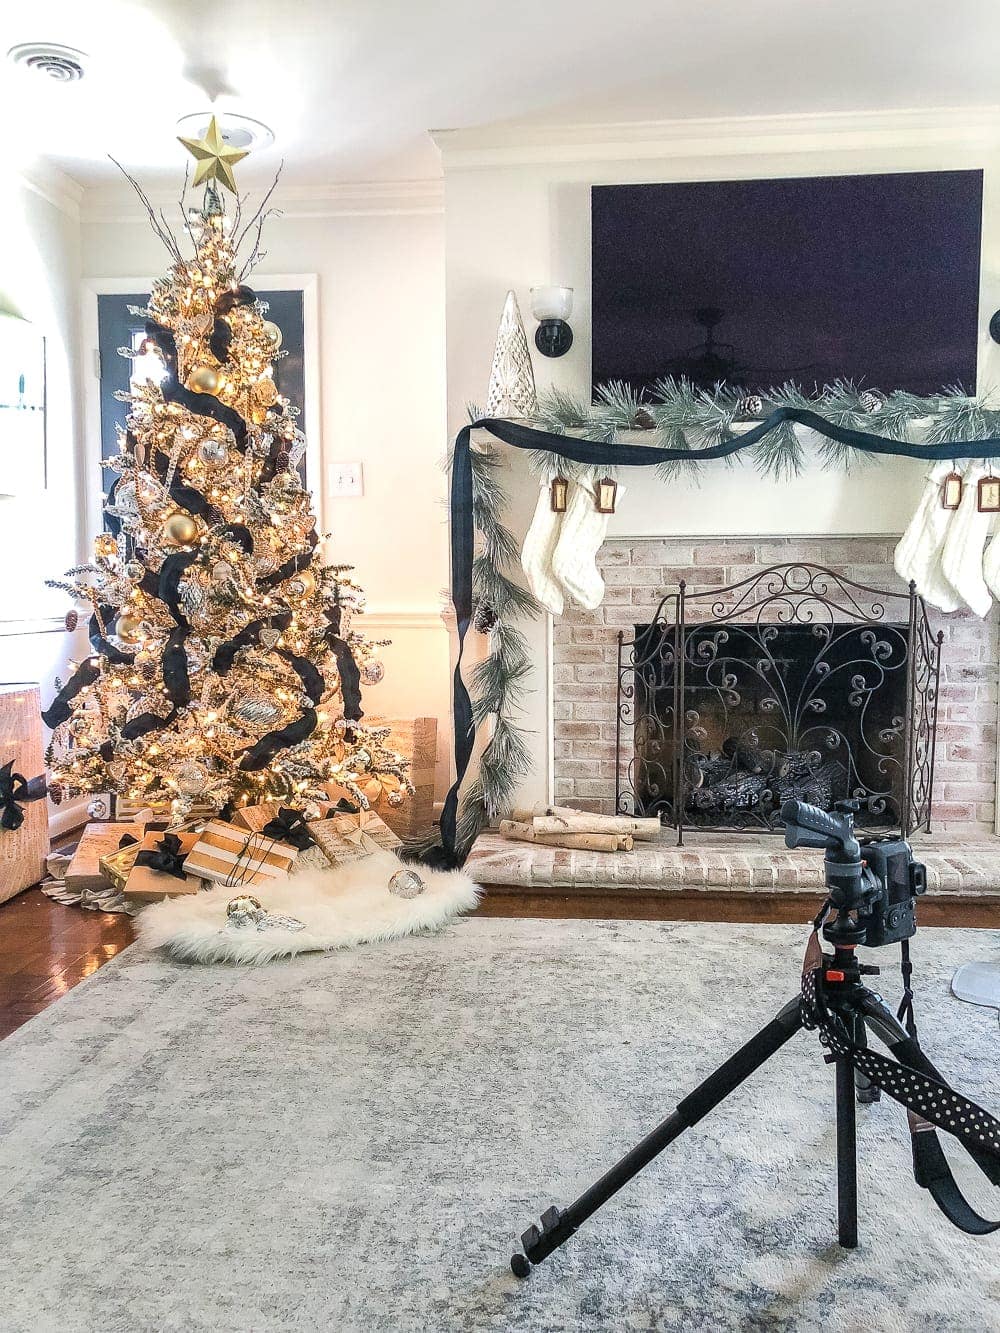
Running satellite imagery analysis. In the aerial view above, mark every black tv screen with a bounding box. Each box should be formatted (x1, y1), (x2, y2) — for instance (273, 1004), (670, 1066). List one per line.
(591, 171), (984, 398)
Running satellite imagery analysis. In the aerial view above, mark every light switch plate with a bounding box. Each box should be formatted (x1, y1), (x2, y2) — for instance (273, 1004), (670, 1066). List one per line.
(328, 461), (364, 497)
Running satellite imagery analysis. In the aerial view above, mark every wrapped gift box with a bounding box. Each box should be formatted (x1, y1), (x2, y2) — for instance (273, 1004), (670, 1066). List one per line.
(125, 830), (202, 899)
(99, 842), (141, 893)
(66, 821), (145, 895)
(231, 800), (332, 835)
(0, 685), (50, 905)
(185, 820), (298, 887)
(367, 716), (438, 839)
(308, 809), (401, 869)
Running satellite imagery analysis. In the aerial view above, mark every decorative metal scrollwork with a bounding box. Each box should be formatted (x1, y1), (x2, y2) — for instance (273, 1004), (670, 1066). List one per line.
(616, 563), (942, 843)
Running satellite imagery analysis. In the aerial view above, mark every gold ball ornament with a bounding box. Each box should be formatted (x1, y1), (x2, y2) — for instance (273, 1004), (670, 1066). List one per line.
(115, 613), (146, 644)
(262, 320), (283, 349)
(187, 364), (220, 395)
(289, 568), (316, 597)
(93, 532), (118, 559)
(162, 513), (200, 546)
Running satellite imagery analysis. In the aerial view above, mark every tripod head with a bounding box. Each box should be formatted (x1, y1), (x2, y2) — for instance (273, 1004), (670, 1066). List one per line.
(781, 798), (926, 947)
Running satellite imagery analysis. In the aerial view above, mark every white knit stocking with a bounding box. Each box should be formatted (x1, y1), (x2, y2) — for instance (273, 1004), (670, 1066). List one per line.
(982, 526), (1000, 601)
(551, 477), (624, 611)
(893, 460), (961, 613)
(941, 462), (994, 618)
(520, 481), (565, 616)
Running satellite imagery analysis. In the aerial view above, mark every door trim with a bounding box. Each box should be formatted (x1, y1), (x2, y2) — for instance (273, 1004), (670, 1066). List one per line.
(81, 273), (322, 548)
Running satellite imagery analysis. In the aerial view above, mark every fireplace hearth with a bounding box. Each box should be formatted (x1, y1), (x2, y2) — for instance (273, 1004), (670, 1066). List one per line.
(616, 563), (942, 840)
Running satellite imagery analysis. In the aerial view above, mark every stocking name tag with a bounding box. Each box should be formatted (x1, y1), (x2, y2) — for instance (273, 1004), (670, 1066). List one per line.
(978, 475), (1000, 512)
(941, 471), (963, 509)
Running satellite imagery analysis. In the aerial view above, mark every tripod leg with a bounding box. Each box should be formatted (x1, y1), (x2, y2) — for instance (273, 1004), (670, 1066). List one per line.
(511, 996), (803, 1277)
(853, 1015), (880, 1105)
(835, 1050), (859, 1249)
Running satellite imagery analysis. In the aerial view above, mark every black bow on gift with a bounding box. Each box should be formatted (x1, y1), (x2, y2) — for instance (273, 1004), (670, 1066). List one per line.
(0, 760), (46, 832)
(327, 798), (360, 816)
(135, 832), (189, 881)
(261, 807), (314, 851)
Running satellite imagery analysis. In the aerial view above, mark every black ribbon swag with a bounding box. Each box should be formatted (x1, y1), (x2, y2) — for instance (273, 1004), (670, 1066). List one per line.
(434, 410), (1000, 867)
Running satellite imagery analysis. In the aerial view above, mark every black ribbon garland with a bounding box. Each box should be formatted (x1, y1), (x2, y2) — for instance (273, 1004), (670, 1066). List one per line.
(134, 831), (189, 881)
(326, 633), (363, 721)
(435, 411), (1000, 866)
(258, 528), (320, 588)
(0, 761), (46, 831)
(90, 606), (134, 666)
(41, 658), (102, 729)
(212, 612), (292, 675)
(239, 710), (318, 771)
(145, 321), (249, 449)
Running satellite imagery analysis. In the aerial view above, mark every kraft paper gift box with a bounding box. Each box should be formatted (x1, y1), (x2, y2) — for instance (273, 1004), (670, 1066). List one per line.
(231, 800), (332, 835)
(185, 819), (298, 887)
(125, 830), (202, 899)
(308, 808), (401, 869)
(66, 822), (146, 894)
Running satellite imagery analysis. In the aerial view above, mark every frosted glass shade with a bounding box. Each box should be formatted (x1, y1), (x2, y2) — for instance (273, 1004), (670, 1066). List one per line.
(530, 286), (573, 321)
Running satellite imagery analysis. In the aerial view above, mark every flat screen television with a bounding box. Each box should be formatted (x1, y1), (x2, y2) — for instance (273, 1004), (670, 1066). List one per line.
(591, 171), (984, 399)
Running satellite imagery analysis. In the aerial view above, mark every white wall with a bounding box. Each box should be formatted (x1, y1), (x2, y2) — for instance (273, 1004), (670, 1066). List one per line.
(0, 172), (89, 832)
(80, 185), (453, 790)
(437, 110), (1000, 809)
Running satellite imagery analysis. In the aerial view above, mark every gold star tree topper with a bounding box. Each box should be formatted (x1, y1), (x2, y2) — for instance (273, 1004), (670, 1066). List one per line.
(177, 115), (248, 194)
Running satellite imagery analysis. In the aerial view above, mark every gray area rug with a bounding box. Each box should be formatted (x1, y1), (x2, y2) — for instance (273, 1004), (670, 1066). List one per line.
(1, 919), (999, 1333)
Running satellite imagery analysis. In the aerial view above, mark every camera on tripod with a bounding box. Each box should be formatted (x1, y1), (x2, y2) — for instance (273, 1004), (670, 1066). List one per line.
(781, 798), (927, 947)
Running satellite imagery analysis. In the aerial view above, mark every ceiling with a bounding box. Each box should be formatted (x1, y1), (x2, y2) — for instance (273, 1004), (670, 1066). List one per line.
(3, 0), (1000, 191)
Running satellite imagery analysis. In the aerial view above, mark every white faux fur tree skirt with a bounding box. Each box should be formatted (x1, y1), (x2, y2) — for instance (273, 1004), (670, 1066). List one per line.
(137, 851), (481, 964)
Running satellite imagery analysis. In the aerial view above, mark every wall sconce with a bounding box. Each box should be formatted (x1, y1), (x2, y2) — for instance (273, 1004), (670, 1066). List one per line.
(530, 286), (574, 358)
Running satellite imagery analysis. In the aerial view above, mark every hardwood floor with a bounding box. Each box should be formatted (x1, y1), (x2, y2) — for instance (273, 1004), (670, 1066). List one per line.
(0, 881), (994, 1041)
(0, 888), (134, 1040)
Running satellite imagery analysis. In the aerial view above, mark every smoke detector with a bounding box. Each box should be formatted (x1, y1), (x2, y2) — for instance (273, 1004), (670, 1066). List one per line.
(175, 112), (275, 153)
(7, 42), (87, 82)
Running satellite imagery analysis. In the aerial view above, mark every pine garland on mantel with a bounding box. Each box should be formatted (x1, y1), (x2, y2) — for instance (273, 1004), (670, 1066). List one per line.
(452, 378), (1000, 856)
(527, 378), (1000, 480)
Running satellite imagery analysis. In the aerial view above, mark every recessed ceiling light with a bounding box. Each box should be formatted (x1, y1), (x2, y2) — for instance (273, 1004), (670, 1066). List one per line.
(7, 42), (88, 82)
(175, 112), (275, 154)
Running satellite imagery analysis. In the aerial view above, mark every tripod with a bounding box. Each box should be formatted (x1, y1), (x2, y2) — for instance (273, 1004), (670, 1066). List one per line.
(512, 939), (927, 1277)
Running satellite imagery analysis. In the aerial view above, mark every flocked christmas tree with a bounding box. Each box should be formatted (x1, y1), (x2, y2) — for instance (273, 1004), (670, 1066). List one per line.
(43, 120), (411, 820)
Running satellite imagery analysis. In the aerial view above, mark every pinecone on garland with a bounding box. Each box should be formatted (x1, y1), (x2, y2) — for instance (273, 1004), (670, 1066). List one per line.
(474, 602), (498, 634)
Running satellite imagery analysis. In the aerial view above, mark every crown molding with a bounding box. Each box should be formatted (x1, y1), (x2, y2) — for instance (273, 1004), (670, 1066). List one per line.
(80, 177), (444, 224)
(433, 105), (1000, 169)
(17, 161), (85, 219)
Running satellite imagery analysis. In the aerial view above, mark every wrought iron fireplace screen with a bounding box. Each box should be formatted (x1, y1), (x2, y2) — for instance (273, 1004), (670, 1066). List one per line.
(615, 563), (943, 842)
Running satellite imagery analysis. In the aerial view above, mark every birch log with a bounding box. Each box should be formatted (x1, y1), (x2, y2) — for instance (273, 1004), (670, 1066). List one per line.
(532, 814), (661, 841)
(498, 821), (633, 852)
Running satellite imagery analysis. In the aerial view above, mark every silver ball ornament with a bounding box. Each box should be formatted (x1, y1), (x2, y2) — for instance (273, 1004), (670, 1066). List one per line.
(176, 760), (208, 796)
(198, 438), (229, 467)
(388, 869), (425, 899)
(361, 659), (384, 686)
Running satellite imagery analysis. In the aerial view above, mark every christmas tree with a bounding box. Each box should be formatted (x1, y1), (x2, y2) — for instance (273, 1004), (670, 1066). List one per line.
(43, 121), (411, 820)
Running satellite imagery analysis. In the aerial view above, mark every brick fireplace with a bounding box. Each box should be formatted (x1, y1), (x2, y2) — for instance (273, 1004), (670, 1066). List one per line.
(552, 537), (999, 835)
